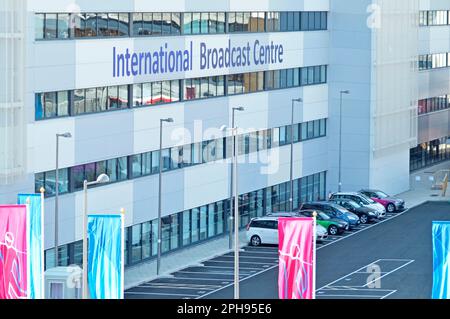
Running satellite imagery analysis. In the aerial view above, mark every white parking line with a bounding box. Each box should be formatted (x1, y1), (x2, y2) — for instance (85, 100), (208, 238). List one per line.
(205, 260), (276, 265)
(138, 285), (217, 291)
(362, 260), (414, 288)
(381, 290), (398, 299)
(215, 255), (278, 260)
(199, 265), (263, 271)
(176, 270), (245, 276)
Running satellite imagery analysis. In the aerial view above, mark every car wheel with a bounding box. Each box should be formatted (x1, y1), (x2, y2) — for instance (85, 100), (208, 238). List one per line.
(250, 235), (262, 247)
(360, 214), (368, 224)
(387, 203), (395, 213)
(328, 225), (338, 236)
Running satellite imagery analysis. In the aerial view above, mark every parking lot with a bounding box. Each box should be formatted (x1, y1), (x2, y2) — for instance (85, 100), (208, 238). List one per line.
(125, 209), (402, 299)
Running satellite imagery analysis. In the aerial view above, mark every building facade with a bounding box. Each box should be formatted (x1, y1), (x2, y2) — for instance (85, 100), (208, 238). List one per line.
(0, 0), (447, 270)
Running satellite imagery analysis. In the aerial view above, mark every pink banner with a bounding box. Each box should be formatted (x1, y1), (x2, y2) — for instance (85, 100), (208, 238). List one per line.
(278, 217), (315, 299)
(0, 205), (28, 299)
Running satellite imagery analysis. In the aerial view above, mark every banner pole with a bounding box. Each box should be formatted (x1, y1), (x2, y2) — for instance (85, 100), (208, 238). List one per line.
(40, 187), (45, 299)
(312, 212), (317, 299)
(26, 198), (31, 299)
(120, 208), (125, 300)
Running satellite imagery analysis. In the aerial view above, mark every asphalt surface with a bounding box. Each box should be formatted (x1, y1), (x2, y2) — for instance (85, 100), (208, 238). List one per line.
(125, 201), (450, 299)
(203, 201), (450, 299)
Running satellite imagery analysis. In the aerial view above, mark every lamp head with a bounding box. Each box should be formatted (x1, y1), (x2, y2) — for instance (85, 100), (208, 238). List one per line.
(293, 98), (303, 102)
(58, 132), (72, 138)
(233, 107), (244, 112)
(162, 118), (174, 123)
(340, 90), (350, 94)
(220, 125), (228, 132)
(96, 174), (110, 184)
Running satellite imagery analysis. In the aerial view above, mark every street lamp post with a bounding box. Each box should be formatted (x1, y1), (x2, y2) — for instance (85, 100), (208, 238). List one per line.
(338, 90), (350, 192)
(289, 99), (302, 212)
(54, 132), (71, 268)
(157, 118), (174, 276)
(82, 173), (110, 299)
(229, 107), (244, 250)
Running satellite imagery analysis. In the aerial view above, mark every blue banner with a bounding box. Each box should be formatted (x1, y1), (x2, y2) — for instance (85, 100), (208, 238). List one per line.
(17, 194), (44, 299)
(87, 214), (123, 299)
(432, 221), (450, 299)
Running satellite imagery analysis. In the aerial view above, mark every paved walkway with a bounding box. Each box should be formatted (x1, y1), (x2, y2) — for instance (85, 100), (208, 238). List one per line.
(124, 160), (450, 290)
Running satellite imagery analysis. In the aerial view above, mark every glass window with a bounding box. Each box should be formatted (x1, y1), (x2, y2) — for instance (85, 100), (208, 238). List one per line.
(142, 83), (152, 105)
(133, 13), (143, 35)
(35, 14), (45, 39)
(142, 13), (152, 35)
(107, 86), (118, 109)
(152, 82), (162, 104)
(161, 216), (171, 253)
(107, 13), (119, 36)
(301, 122), (307, 141)
(131, 224), (142, 263)
(43, 92), (57, 118)
(162, 148), (171, 171)
(200, 12), (209, 34)
(280, 12), (288, 31)
(85, 88), (97, 113)
(321, 12), (327, 30)
(142, 222), (151, 259)
(151, 151), (160, 174)
(133, 84), (143, 107)
(217, 13), (226, 33)
(57, 91), (69, 116)
(182, 210), (191, 246)
(97, 87), (108, 111)
(142, 152), (151, 175)
(85, 13), (97, 37)
(307, 121), (314, 139)
(170, 214), (179, 250)
(118, 13), (129, 36)
(117, 156), (128, 180)
(183, 12), (192, 34)
(44, 13), (57, 39)
(72, 13), (85, 37)
(97, 13), (108, 36)
(148, 221), (156, 257)
(161, 81), (171, 103)
(73, 89), (85, 115)
(191, 208), (199, 243)
(199, 206), (207, 240)
(118, 85), (128, 108)
(320, 119), (326, 136)
(131, 154), (142, 178)
(106, 158), (118, 182)
(308, 67), (315, 85)
(162, 13), (172, 35)
(172, 13), (181, 35)
(243, 12), (250, 32)
(192, 13), (201, 34)
(57, 14), (70, 38)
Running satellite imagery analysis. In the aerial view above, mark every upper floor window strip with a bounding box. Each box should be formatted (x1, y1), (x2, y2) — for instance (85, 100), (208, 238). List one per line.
(35, 11), (328, 40)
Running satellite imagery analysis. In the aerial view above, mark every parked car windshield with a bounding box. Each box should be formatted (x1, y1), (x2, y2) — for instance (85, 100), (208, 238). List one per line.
(346, 200), (361, 209)
(319, 212), (331, 220)
(374, 191), (389, 198)
(359, 193), (375, 204)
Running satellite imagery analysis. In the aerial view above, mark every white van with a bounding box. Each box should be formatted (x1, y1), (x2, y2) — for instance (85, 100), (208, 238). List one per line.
(246, 215), (327, 246)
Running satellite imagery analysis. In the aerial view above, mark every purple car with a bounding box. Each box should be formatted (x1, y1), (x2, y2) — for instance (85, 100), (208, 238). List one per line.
(359, 189), (405, 213)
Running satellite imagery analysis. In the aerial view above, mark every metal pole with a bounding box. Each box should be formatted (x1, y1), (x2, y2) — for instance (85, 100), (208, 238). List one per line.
(54, 135), (59, 268)
(120, 208), (125, 299)
(289, 100), (295, 212)
(82, 180), (88, 299)
(157, 120), (163, 276)
(312, 211), (317, 299)
(233, 126), (239, 299)
(229, 109), (235, 250)
(338, 93), (343, 192)
(40, 187), (45, 299)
